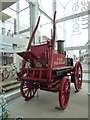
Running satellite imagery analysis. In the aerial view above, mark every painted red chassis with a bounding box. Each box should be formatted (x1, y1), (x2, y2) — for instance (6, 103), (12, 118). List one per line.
(17, 11), (82, 110)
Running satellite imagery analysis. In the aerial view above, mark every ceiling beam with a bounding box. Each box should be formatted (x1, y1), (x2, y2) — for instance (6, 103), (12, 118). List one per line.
(25, 0), (36, 6)
(39, 6), (53, 21)
(19, 28), (30, 34)
(56, 10), (90, 23)
(65, 45), (90, 51)
(0, 0), (18, 12)
(0, 48), (26, 53)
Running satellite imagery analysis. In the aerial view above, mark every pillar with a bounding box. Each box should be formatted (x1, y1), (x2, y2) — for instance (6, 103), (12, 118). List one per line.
(16, 1), (20, 73)
(14, 18), (16, 36)
(0, 2), (2, 66)
(30, 1), (39, 44)
(13, 44), (17, 64)
(88, 2), (90, 120)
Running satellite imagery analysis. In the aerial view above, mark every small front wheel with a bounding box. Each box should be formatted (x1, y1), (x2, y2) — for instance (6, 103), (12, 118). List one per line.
(21, 81), (38, 100)
(59, 76), (70, 110)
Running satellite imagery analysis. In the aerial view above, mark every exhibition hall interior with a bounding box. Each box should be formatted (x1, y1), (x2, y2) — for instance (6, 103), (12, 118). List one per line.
(0, 0), (90, 119)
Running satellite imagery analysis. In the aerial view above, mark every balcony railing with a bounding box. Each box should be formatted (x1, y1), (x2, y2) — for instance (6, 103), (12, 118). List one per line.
(2, 28), (13, 37)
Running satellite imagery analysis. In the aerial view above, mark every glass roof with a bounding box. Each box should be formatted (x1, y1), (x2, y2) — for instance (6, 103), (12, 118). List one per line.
(9, 2), (17, 11)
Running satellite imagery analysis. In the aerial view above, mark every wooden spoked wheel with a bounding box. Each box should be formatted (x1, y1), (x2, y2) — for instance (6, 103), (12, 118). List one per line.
(59, 77), (70, 110)
(74, 61), (82, 92)
(21, 81), (37, 100)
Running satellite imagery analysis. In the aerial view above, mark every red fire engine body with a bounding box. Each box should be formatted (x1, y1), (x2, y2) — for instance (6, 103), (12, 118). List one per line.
(17, 11), (82, 110)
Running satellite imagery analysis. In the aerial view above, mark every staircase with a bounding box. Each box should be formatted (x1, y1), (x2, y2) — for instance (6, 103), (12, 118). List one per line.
(2, 80), (21, 93)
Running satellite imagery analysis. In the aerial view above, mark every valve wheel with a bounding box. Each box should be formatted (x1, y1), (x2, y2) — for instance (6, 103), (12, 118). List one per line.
(59, 77), (70, 110)
(21, 81), (37, 99)
(74, 61), (82, 92)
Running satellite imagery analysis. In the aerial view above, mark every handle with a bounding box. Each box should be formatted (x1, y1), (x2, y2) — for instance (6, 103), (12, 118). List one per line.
(27, 16), (40, 51)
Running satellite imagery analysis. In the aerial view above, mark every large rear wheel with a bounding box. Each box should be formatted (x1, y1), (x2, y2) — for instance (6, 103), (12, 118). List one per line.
(59, 76), (70, 110)
(21, 81), (38, 100)
(74, 61), (82, 92)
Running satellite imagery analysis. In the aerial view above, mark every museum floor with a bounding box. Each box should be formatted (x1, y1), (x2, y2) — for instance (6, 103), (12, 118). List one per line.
(0, 63), (89, 118)
(7, 83), (89, 118)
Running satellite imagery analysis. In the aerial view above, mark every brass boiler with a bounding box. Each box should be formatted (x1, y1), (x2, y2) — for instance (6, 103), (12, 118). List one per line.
(56, 40), (73, 66)
(56, 40), (64, 54)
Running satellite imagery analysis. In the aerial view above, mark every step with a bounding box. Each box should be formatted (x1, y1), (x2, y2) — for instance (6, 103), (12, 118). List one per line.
(3, 83), (21, 93)
(4, 89), (21, 102)
(2, 80), (20, 88)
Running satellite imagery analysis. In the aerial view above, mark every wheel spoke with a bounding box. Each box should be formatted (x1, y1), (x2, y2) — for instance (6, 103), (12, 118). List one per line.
(76, 77), (78, 84)
(65, 81), (68, 90)
(62, 95), (65, 105)
(79, 79), (81, 83)
(23, 86), (28, 89)
(24, 89), (29, 94)
(27, 90), (30, 97)
(65, 95), (68, 103)
(24, 82), (27, 85)
(30, 90), (32, 97)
